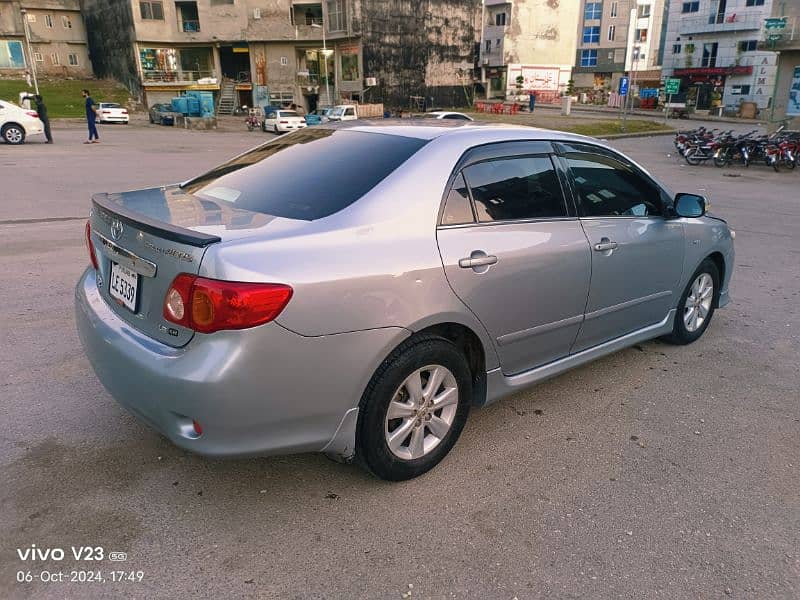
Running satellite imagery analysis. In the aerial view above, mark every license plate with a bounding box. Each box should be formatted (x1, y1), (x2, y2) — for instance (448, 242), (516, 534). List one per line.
(109, 262), (138, 312)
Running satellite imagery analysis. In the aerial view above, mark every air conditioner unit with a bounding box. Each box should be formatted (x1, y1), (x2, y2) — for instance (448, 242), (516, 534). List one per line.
(253, 8), (261, 19)
(365, 77), (377, 87)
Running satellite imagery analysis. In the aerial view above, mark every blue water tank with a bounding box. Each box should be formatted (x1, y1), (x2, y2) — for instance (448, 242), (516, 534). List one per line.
(186, 97), (201, 116)
(171, 97), (188, 114)
(197, 91), (215, 117)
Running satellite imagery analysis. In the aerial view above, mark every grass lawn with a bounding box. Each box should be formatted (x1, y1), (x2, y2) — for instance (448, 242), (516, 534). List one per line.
(462, 111), (672, 137)
(0, 79), (130, 118)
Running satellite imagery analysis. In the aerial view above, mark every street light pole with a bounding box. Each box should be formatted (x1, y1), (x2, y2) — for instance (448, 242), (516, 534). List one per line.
(19, 9), (39, 95)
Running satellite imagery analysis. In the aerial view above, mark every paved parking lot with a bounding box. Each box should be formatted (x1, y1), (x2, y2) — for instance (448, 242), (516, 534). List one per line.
(1, 120), (798, 599)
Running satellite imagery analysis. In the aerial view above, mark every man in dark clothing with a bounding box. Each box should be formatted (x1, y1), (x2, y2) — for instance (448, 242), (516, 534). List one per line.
(82, 89), (99, 144)
(528, 91), (537, 113)
(24, 94), (52, 143)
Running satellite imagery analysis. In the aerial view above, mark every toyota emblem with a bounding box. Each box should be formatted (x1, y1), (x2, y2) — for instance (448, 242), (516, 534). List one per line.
(110, 219), (124, 241)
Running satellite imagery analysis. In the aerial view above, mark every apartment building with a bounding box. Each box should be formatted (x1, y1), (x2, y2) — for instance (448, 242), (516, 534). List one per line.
(0, 0), (91, 77)
(478, 0), (580, 102)
(573, 0), (666, 91)
(662, 0), (777, 112)
(763, 0), (800, 122)
(80, 0), (478, 110)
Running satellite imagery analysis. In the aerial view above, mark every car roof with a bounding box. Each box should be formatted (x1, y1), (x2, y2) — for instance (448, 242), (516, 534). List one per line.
(343, 121), (600, 144)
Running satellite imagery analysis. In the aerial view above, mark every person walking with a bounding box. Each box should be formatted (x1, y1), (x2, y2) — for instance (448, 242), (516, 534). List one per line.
(82, 89), (99, 144)
(528, 90), (537, 113)
(24, 94), (52, 143)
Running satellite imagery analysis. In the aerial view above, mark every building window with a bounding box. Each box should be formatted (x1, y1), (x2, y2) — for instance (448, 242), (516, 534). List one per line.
(62, 15), (72, 28)
(495, 12), (506, 26)
(340, 48), (358, 81)
(484, 39), (491, 53)
(638, 4), (651, 18)
(701, 42), (718, 67)
(140, 1), (164, 20)
(583, 26), (600, 44)
(608, 25), (616, 41)
(738, 40), (758, 52)
(682, 2), (699, 13)
(50, 53), (60, 65)
(672, 43), (681, 54)
(584, 2), (602, 20)
(33, 52), (44, 63)
(44, 14), (54, 28)
(280, 56), (288, 66)
(745, 0), (764, 6)
(731, 85), (751, 95)
(327, 0), (346, 32)
(580, 49), (598, 67)
(610, 2), (618, 17)
(0, 40), (26, 68)
(635, 28), (648, 43)
(495, 39), (501, 47)
(210, 0), (234, 5)
(68, 53), (79, 66)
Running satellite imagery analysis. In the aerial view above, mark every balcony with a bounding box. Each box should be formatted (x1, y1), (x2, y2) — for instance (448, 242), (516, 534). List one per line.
(678, 12), (764, 35)
(181, 20), (201, 33)
(142, 70), (217, 84)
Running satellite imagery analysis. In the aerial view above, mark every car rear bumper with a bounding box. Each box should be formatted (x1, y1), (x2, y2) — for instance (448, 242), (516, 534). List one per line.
(276, 123), (307, 132)
(75, 268), (408, 458)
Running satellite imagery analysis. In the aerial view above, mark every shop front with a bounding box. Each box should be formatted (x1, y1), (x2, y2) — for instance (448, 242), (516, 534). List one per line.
(138, 45), (220, 106)
(672, 66), (753, 111)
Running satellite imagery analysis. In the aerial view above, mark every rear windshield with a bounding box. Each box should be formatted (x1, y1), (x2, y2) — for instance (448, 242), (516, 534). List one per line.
(103, 103), (122, 108)
(278, 111), (299, 117)
(182, 129), (428, 221)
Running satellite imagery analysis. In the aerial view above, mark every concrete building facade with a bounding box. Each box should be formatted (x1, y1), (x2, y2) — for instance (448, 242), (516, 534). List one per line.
(573, 0), (667, 92)
(0, 0), (92, 78)
(763, 0), (800, 124)
(478, 0), (580, 102)
(662, 0), (778, 113)
(80, 0), (479, 111)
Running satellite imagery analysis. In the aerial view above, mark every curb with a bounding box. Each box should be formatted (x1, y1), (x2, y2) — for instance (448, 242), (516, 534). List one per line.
(597, 129), (676, 140)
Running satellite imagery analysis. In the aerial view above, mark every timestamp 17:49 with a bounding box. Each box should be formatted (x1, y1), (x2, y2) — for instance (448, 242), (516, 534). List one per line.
(16, 570), (144, 584)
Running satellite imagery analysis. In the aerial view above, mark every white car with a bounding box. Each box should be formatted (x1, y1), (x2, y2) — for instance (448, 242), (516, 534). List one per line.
(261, 108), (306, 134)
(423, 111), (474, 121)
(0, 99), (44, 144)
(97, 102), (129, 124)
(328, 105), (359, 121)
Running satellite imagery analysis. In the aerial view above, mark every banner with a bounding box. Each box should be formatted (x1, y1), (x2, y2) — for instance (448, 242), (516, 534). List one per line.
(788, 66), (800, 117)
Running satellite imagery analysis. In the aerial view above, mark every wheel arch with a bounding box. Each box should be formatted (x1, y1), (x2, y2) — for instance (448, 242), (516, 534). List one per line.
(1, 121), (26, 142)
(706, 251), (725, 306)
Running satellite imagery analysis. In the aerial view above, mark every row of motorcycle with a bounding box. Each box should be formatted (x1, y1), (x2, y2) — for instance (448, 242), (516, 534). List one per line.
(673, 125), (800, 172)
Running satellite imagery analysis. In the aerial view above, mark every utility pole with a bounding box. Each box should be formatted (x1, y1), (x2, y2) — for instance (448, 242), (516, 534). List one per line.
(311, 22), (331, 106)
(19, 9), (39, 95)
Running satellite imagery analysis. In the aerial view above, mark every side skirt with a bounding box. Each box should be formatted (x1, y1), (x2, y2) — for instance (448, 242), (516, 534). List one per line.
(482, 310), (676, 407)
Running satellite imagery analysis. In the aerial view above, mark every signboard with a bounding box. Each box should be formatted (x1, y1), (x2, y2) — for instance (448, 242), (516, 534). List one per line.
(619, 76), (629, 96)
(788, 66), (800, 117)
(664, 78), (680, 95)
(506, 65), (564, 91)
(764, 17), (787, 30)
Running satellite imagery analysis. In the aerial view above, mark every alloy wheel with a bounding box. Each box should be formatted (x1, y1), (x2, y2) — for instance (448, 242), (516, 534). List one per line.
(683, 273), (714, 333)
(384, 365), (458, 461)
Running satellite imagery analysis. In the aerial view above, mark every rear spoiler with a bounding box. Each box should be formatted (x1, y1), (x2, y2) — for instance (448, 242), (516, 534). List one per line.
(92, 192), (221, 248)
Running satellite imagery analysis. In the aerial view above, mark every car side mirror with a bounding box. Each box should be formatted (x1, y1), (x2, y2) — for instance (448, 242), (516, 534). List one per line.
(673, 193), (707, 218)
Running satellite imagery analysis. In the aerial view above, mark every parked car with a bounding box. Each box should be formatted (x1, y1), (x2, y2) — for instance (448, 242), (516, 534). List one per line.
(261, 108), (306, 133)
(423, 111), (474, 121)
(149, 103), (178, 126)
(304, 107), (333, 126)
(0, 99), (43, 144)
(97, 102), (129, 124)
(76, 124), (735, 481)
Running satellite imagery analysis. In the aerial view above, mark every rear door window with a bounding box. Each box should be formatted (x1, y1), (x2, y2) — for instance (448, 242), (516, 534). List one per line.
(462, 156), (567, 222)
(182, 129), (428, 221)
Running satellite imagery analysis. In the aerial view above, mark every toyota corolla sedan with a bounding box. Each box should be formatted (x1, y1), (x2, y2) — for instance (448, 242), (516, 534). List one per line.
(76, 123), (734, 480)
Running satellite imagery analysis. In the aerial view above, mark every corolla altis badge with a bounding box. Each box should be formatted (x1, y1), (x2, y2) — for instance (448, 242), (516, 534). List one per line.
(110, 219), (124, 241)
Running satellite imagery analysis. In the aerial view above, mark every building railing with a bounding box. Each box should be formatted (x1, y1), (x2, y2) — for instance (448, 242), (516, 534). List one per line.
(678, 12), (764, 35)
(142, 69), (216, 83)
(181, 20), (201, 33)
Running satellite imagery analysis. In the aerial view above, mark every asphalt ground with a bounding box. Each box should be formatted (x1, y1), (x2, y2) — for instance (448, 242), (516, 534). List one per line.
(1, 118), (798, 599)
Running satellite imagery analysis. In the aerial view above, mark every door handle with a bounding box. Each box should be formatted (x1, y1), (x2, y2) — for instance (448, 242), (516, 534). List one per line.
(458, 254), (498, 268)
(593, 240), (619, 252)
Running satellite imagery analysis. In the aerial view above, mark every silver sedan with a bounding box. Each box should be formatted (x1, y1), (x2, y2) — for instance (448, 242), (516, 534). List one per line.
(76, 123), (735, 480)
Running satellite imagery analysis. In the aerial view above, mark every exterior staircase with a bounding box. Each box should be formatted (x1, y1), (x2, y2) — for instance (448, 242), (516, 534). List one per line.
(317, 86), (336, 108)
(217, 79), (236, 115)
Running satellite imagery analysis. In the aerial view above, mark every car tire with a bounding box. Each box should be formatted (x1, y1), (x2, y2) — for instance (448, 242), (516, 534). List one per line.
(356, 335), (471, 481)
(662, 259), (720, 345)
(2, 123), (25, 144)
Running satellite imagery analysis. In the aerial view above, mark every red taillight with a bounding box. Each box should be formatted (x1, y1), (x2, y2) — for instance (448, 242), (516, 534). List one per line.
(85, 220), (99, 270)
(26, 111), (39, 118)
(280, 120), (289, 123)
(122, 110), (128, 114)
(192, 420), (203, 436)
(163, 274), (293, 333)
